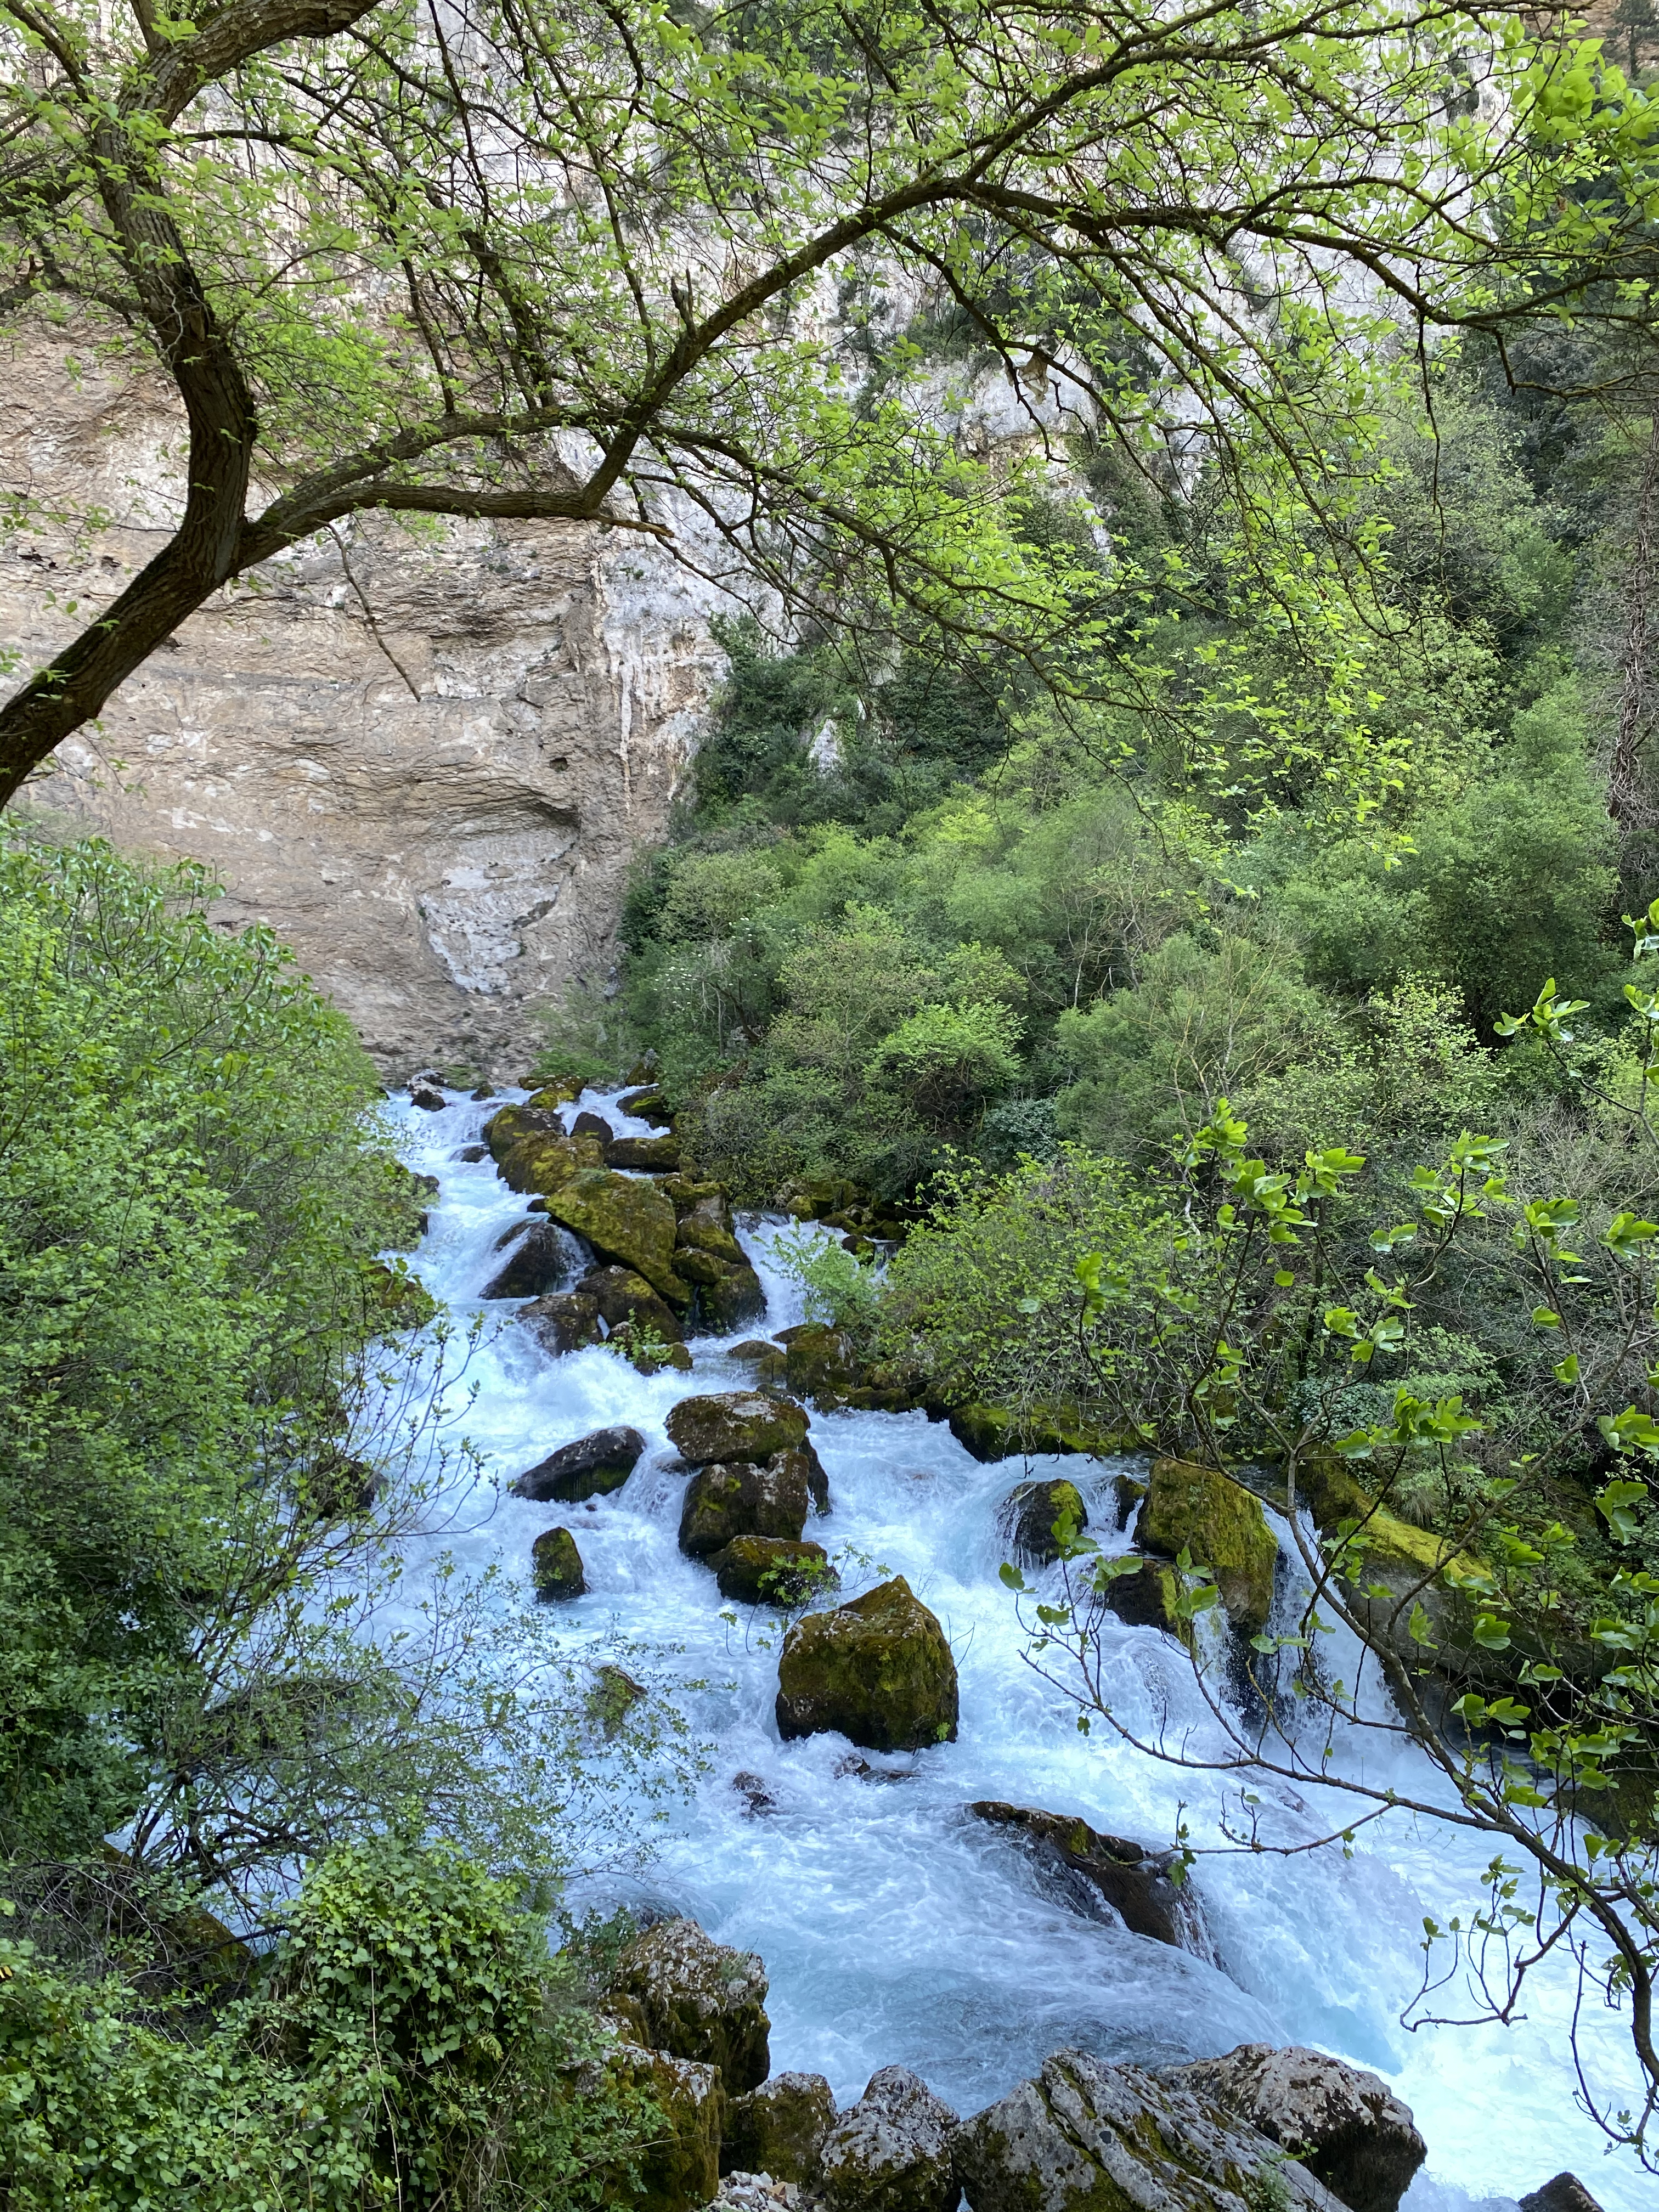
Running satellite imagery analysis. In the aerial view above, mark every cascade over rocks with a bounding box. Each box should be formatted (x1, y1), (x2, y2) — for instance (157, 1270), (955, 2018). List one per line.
(611, 1916), (771, 2096)
(667, 1392), (810, 1466)
(480, 1218), (580, 1299)
(409, 1081), (447, 1111)
(955, 2049), (1346, 2212)
(540, 1168), (689, 1302)
(775, 1577), (958, 1751)
(968, 1802), (1212, 1957)
(1163, 2046), (1426, 2212)
(515, 1289), (603, 1355)
(511, 1425), (646, 1502)
(721, 2071), (837, 2185)
(1139, 1457), (1278, 1635)
(680, 1459), (812, 1557)
(998, 1477), (1088, 1567)
(817, 2065), (960, 2212)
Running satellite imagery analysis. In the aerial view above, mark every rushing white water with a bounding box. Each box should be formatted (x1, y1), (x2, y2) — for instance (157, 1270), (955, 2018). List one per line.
(386, 1086), (1647, 2211)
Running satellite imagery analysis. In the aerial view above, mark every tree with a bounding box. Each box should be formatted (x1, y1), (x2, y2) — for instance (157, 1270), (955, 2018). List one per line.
(2, 0), (1658, 804)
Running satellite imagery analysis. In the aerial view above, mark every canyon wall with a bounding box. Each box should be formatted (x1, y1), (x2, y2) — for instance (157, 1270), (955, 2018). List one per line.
(1, 342), (725, 1077)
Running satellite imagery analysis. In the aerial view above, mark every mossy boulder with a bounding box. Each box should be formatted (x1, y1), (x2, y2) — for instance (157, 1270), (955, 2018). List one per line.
(1141, 1457), (1278, 1635)
(512, 1424), (646, 1503)
(722, 2071), (836, 2185)
(819, 2066), (960, 2212)
(577, 1264), (684, 1342)
(775, 1440), (830, 1515)
(531, 1525), (586, 1600)
(1000, 1477), (1087, 1566)
(947, 1401), (1125, 1463)
(775, 1576), (958, 1751)
(610, 1132), (681, 1170)
(612, 1916), (771, 2096)
(665, 1392), (809, 1466)
(712, 1535), (837, 1605)
(481, 1218), (578, 1299)
(680, 1458), (811, 1557)
(698, 1260), (765, 1334)
(541, 1169), (688, 1304)
(596, 2044), (722, 2212)
(526, 1075), (583, 1106)
(968, 1801), (1210, 1955)
(784, 1324), (861, 1406)
(1101, 1556), (1188, 1640)
(515, 1290), (603, 1356)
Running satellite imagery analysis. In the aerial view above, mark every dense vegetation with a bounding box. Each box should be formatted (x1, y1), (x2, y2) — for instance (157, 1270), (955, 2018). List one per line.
(0, 839), (675, 2206)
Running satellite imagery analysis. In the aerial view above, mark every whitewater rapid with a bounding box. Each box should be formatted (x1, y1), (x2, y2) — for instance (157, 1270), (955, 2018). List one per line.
(385, 1086), (1644, 2211)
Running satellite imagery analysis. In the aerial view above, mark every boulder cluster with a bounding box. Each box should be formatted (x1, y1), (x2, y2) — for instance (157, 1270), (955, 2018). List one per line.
(589, 1914), (1498, 2212)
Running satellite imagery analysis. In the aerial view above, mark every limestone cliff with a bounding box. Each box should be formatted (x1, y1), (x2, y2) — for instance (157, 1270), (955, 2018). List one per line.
(1, 340), (725, 1075)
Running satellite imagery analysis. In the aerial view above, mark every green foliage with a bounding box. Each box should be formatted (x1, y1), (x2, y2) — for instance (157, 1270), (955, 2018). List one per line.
(0, 1842), (653, 2211)
(774, 1226), (882, 1338)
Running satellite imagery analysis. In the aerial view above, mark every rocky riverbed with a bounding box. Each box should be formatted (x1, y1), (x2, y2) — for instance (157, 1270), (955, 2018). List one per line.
(381, 1084), (1649, 2211)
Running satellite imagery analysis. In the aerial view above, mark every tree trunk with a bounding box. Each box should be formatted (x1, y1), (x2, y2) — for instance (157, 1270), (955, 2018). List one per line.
(1611, 416), (1659, 895)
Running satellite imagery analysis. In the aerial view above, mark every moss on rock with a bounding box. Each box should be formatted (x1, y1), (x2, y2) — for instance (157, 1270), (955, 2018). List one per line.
(531, 1525), (586, 1600)
(1141, 1457), (1278, 1635)
(775, 1576), (958, 1752)
(712, 1535), (837, 1605)
(665, 1392), (809, 1466)
(1000, 1477), (1087, 1566)
(541, 1169), (689, 1303)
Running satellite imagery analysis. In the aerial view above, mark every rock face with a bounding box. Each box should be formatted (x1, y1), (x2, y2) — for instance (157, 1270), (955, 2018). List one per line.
(777, 1441), (831, 1516)
(712, 1536), (836, 1605)
(541, 1170), (688, 1302)
(1520, 2179), (1605, 2212)
(818, 2066), (959, 2212)
(611, 1917), (771, 2096)
(1100, 1556), (1185, 1637)
(5, 338), (725, 1077)
(955, 2049), (1345, 2212)
(480, 1218), (579, 1299)
(999, 1478), (1088, 1566)
(515, 1289), (603, 1355)
(1140, 1458), (1278, 1635)
(666, 1393), (811, 1467)
(600, 2044), (724, 2212)
(1165, 2046), (1426, 2212)
(775, 1577), (959, 1751)
(722, 2072), (837, 2185)
(968, 1803), (1212, 1957)
(531, 1525), (586, 1600)
(511, 1425), (646, 1502)
(680, 1459), (812, 1557)
(578, 1263), (685, 1342)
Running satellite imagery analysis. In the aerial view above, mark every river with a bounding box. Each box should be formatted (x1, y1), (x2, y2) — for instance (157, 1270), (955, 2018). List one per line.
(385, 1084), (1646, 2211)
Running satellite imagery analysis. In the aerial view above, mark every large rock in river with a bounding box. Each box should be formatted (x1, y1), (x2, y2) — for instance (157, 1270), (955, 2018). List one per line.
(998, 1477), (1088, 1566)
(541, 1168), (689, 1304)
(515, 1289), (602, 1356)
(712, 1535), (836, 1606)
(680, 1459), (811, 1557)
(722, 2070), (837, 2185)
(818, 2065), (959, 2212)
(775, 1577), (958, 1751)
(595, 2042), (723, 2212)
(480, 1217), (579, 1299)
(955, 2048), (1345, 2212)
(1141, 1457), (1278, 1635)
(666, 1392), (810, 1466)
(1163, 2045), (1426, 2212)
(968, 1802), (1211, 1957)
(511, 1425), (646, 1502)
(531, 1525), (586, 1600)
(578, 1263), (685, 1342)
(611, 1916), (771, 2096)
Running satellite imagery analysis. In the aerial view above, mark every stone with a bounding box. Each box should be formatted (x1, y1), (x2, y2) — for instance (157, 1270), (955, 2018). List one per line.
(1100, 1556), (1186, 1638)
(511, 1424), (646, 1502)
(955, 2049), (1345, 2212)
(619, 1084), (668, 1117)
(1113, 1472), (1147, 1528)
(625, 1335), (696, 1375)
(775, 1441), (830, 1516)
(722, 2072), (838, 2186)
(968, 1802), (1211, 1956)
(571, 1108), (613, 1145)
(481, 1218), (580, 1299)
(610, 1132), (682, 1169)
(496, 1127), (599, 1198)
(731, 1770), (777, 1815)
(817, 2065), (959, 2212)
(516, 1290), (603, 1356)
(541, 1169), (689, 1303)
(1520, 2179), (1605, 2212)
(729, 1339), (780, 1363)
(526, 1076), (584, 1107)
(945, 1402), (1115, 1462)
(589, 1663), (647, 1733)
(783, 1324), (861, 1404)
(1141, 1457), (1278, 1635)
(457, 1142), (489, 1163)
(597, 2044), (723, 2212)
(531, 1525), (586, 1600)
(696, 1260), (766, 1334)
(612, 1916), (771, 2096)
(712, 1536), (837, 1606)
(1164, 2045), (1426, 2212)
(409, 1081), (447, 1110)
(680, 1459), (812, 1557)
(775, 1577), (958, 1752)
(999, 1478), (1088, 1566)
(578, 1263), (685, 1342)
(666, 1392), (810, 1466)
